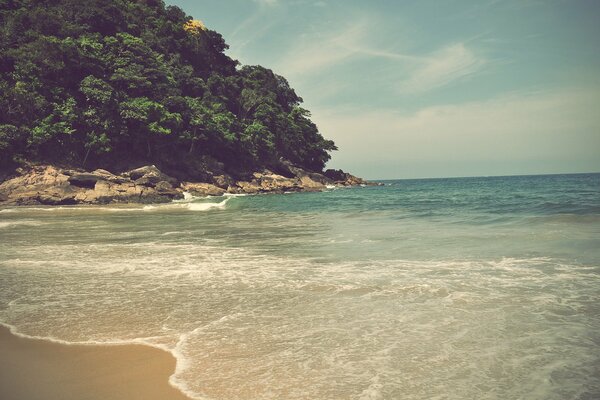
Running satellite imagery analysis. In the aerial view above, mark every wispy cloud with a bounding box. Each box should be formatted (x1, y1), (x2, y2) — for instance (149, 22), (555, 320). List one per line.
(275, 22), (368, 78)
(253, 0), (278, 6)
(274, 18), (485, 94)
(227, 1), (282, 57)
(398, 43), (485, 93)
(276, 19), (422, 77)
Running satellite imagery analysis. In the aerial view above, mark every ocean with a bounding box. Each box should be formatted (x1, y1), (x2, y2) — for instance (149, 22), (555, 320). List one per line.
(1, 173), (599, 399)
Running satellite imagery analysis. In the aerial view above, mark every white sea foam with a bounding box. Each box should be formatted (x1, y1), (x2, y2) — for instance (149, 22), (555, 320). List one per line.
(0, 321), (173, 351)
(223, 192), (248, 197)
(1, 252), (598, 399)
(0, 196), (235, 214)
(358, 375), (383, 400)
(0, 205), (147, 213)
(186, 197), (230, 211)
(0, 220), (43, 229)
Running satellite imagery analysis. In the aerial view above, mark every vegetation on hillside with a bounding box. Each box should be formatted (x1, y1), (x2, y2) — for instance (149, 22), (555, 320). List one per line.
(0, 0), (337, 177)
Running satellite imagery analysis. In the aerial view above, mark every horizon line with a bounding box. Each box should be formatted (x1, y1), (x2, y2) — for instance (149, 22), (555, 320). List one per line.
(368, 171), (600, 181)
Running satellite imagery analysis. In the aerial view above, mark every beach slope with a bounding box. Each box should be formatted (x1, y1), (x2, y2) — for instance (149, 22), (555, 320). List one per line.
(0, 326), (191, 400)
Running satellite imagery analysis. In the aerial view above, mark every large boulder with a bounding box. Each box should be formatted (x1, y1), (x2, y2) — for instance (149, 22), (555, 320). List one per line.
(235, 180), (262, 194)
(278, 159), (333, 185)
(35, 190), (78, 205)
(0, 165), (75, 205)
(67, 172), (104, 188)
(125, 165), (178, 186)
(92, 169), (129, 184)
(298, 176), (327, 191)
(180, 182), (226, 197)
(324, 168), (372, 186)
(323, 169), (350, 182)
(261, 177), (300, 192)
(232, 170), (303, 194)
(212, 174), (236, 189)
(74, 180), (181, 204)
(74, 181), (138, 204)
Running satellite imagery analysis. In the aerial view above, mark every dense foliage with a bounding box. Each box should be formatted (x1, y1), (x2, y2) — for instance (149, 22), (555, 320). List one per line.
(0, 0), (337, 175)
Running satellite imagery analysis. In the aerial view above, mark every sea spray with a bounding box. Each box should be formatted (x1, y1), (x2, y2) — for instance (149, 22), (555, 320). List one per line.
(186, 197), (230, 211)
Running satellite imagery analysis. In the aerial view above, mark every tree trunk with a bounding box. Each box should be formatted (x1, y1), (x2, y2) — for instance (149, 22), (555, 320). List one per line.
(82, 146), (92, 167)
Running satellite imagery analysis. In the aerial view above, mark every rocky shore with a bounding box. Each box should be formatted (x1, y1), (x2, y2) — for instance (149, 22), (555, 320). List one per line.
(0, 162), (377, 206)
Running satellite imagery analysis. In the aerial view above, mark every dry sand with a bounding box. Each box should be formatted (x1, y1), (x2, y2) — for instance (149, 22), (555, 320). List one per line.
(0, 325), (192, 400)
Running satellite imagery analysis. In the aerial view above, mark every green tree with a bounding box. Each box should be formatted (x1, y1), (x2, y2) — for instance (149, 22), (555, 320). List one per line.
(0, 0), (336, 175)
(119, 97), (181, 157)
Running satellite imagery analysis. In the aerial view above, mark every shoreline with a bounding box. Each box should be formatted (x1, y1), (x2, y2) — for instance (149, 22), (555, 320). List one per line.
(0, 325), (193, 400)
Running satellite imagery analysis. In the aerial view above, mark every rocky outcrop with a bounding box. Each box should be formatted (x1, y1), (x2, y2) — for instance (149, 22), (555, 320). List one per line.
(0, 165), (182, 205)
(0, 165), (76, 205)
(230, 167), (336, 195)
(212, 174), (235, 190)
(324, 168), (380, 186)
(0, 161), (378, 206)
(180, 182), (226, 197)
(125, 165), (178, 186)
(233, 171), (301, 194)
(67, 172), (104, 188)
(279, 160), (334, 186)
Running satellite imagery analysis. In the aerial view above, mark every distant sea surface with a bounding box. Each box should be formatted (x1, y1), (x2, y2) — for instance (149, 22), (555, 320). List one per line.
(1, 173), (599, 399)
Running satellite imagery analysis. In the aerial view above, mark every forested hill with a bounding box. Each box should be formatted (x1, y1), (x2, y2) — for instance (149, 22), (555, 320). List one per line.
(0, 0), (337, 178)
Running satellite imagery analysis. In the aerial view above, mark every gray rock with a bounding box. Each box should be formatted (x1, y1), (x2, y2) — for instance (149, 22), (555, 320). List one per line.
(180, 182), (226, 196)
(68, 173), (104, 188)
(155, 181), (174, 191)
(278, 159), (333, 185)
(134, 177), (157, 187)
(212, 174), (235, 189)
(0, 165), (183, 206)
(235, 180), (262, 194)
(0, 161), (371, 207)
(324, 168), (372, 186)
(126, 165), (178, 186)
(36, 192), (78, 205)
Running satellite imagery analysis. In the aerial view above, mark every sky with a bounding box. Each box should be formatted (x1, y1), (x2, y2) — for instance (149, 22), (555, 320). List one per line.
(167, 0), (600, 179)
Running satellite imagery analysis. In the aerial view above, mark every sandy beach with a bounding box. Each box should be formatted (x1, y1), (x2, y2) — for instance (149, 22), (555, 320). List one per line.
(0, 326), (191, 400)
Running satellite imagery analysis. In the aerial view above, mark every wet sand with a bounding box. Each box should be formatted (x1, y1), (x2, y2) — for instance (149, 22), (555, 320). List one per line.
(0, 326), (191, 400)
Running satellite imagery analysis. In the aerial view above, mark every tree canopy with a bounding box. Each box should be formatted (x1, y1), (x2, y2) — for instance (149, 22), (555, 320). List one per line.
(0, 0), (337, 175)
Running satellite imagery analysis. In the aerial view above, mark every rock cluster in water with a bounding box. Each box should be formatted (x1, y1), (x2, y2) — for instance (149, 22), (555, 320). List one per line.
(0, 162), (376, 206)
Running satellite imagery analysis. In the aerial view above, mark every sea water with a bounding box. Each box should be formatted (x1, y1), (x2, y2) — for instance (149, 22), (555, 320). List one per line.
(0, 173), (599, 399)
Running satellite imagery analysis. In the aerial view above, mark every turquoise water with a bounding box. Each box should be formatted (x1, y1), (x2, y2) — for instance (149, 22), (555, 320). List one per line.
(1, 173), (599, 399)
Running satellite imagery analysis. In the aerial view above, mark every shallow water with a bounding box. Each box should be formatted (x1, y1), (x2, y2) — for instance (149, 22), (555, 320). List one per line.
(1, 173), (599, 399)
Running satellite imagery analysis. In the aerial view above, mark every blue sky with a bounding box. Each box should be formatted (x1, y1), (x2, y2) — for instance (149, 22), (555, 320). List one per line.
(167, 0), (600, 179)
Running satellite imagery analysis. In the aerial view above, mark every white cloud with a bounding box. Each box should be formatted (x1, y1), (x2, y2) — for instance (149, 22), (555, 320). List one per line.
(253, 0), (278, 6)
(398, 43), (485, 93)
(227, 0), (283, 58)
(274, 20), (484, 95)
(275, 22), (368, 78)
(276, 19), (422, 78)
(313, 87), (600, 178)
